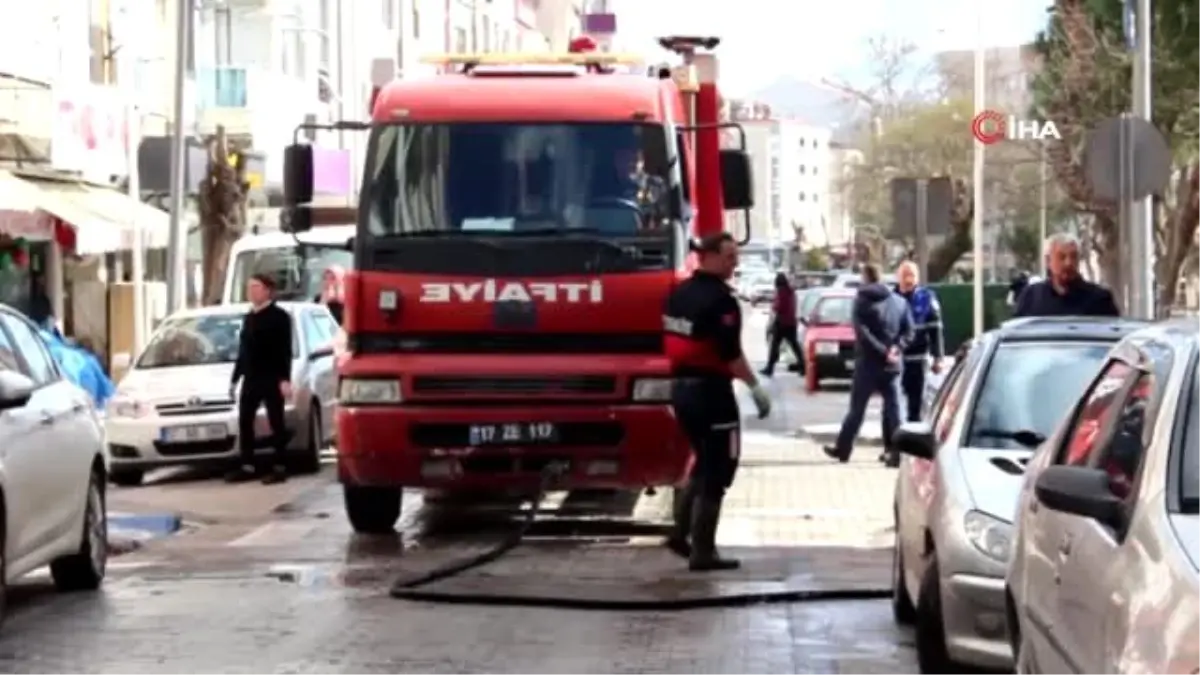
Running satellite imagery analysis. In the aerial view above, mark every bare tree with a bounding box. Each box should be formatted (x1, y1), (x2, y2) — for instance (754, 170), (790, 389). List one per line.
(197, 125), (248, 305)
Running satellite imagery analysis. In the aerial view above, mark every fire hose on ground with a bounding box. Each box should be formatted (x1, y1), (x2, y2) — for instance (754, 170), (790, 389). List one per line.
(389, 462), (893, 610)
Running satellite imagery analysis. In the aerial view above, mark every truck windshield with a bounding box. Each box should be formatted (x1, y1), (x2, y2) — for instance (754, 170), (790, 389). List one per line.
(363, 122), (672, 239)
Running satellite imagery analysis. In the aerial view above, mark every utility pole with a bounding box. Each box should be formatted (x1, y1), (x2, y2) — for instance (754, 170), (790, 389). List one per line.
(971, 0), (986, 337)
(1128, 0), (1155, 318)
(1039, 143), (1048, 258)
(165, 0), (192, 314)
(915, 179), (929, 283)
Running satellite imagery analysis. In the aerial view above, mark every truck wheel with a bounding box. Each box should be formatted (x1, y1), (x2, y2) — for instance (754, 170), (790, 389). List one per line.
(343, 485), (403, 534)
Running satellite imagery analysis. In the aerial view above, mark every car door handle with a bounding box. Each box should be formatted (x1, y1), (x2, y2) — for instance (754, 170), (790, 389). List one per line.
(1029, 500), (1040, 513)
(72, 403), (85, 413)
(38, 411), (55, 426)
(1057, 537), (1072, 556)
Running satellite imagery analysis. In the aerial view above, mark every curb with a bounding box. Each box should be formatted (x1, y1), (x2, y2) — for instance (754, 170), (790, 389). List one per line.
(108, 512), (184, 555)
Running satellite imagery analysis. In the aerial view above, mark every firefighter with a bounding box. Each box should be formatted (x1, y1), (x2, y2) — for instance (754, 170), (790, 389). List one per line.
(895, 261), (944, 424)
(663, 232), (772, 572)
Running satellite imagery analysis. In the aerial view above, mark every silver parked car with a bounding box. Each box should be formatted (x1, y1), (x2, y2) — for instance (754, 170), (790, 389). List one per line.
(1006, 320), (1199, 674)
(104, 302), (339, 486)
(890, 317), (1144, 672)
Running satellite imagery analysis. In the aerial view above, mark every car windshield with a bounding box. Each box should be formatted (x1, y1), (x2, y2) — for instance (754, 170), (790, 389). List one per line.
(812, 297), (853, 324)
(799, 291), (823, 317)
(229, 246), (352, 302)
(1181, 371), (1197, 509)
(363, 122), (672, 239)
(137, 312), (297, 368)
(966, 341), (1114, 450)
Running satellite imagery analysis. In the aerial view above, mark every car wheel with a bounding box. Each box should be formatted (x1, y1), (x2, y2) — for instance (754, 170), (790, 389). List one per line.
(891, 520), (917, 624)
(50, 470), (107, 592)
(0, 501), (8, 628)
(343, 484), (403, 534)
(915, 556), (956, 674)
(295, 407), (323, 475)
(109, 468), (145, 487)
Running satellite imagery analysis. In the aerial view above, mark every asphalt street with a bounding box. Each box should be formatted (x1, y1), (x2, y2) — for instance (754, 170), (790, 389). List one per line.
(0, 307), (917, 673)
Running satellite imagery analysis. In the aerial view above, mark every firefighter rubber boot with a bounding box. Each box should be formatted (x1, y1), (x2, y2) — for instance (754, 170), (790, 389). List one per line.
(664, 482), (696, 558)
(688, 496), (740, 572)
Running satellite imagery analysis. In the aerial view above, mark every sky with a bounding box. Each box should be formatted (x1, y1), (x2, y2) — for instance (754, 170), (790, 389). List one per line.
(611, 0), (1054, 95)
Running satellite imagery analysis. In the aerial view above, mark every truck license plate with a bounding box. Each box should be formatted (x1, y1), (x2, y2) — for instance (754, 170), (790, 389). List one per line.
(468, 422), (558, 446)
(160, 423), (228, 443)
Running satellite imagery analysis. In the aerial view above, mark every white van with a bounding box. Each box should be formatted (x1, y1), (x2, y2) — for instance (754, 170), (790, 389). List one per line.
(222, 226), (354, 304)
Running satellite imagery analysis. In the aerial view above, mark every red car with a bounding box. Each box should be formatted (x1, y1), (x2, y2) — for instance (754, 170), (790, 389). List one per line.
(802, 290), (858, 392)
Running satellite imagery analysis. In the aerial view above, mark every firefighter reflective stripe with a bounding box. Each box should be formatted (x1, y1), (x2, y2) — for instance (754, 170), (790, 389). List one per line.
(904, 354), (929, 362)
(915, 321), (943, 329)
(665, 334), (730, 374)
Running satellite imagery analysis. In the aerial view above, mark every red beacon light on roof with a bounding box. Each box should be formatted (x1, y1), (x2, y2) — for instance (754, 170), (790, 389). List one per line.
(568, 36), (598, 54)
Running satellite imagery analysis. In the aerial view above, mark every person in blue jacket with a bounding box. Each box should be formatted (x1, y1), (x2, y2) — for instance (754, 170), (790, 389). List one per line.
(894, 261), (945, 424)
(37, 327), (115, 410)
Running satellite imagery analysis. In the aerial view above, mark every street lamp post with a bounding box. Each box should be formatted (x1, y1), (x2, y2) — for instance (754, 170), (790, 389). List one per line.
(165, 0), (193, 314)
(971, 0), (986, 337)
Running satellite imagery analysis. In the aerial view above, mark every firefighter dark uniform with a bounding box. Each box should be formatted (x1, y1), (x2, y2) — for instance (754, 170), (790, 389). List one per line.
(662, 270), (744, 572)
(898, 285), (944, 422)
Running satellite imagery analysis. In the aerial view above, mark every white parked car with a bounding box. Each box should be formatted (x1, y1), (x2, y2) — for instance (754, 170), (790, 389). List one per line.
(1006, 321), (1199, 674)
(891, 317), (1143, 672)
(0, 304), (108, 620)
(105, 303), (340, 486)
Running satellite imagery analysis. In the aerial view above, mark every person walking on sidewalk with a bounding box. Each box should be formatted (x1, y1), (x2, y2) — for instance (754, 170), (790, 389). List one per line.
(760, 272), (804, 378)
(894, 261), (944, 423)
(662, 232), (772, 572)
(227, 273), (294, 485)
(823, 263), (913, 467)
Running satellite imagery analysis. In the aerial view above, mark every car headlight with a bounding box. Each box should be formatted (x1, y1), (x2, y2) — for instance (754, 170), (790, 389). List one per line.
(338, 378), (402, 405)
(963, 510), (1013, 562)
(815, 341), (839, 355)
(107, 394), (152, 419)
(632, 378), (672, 402)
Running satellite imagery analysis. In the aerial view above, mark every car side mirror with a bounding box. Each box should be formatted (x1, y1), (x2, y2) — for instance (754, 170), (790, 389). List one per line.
(893, 421), (936, 459)
(0, 371), (36, 411)
(1034, 465), (1123, 526)
(718, 149), (753, 210)
(309, 346), (334, 361)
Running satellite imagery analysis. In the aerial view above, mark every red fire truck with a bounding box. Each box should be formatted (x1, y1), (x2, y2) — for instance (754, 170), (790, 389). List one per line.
(280, 37), (754, 533)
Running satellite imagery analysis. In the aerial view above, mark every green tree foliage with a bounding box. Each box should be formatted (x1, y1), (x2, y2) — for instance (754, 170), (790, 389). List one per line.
(1031, 0), (1199, 312)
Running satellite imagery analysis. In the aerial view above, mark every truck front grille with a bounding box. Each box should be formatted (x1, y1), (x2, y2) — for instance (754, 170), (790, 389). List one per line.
(411, 375), (617, 396)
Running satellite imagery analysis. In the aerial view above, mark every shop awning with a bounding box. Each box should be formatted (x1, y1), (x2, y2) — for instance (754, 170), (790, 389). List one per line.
(11, 174), (170, 255)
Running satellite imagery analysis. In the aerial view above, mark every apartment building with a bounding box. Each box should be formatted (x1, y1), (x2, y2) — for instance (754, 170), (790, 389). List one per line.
(775, 120), (834, 248)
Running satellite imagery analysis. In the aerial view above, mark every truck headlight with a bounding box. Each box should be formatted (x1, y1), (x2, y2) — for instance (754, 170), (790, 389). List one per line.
(632, 378), (672, 402)
(963, 510), (1013, 562)
(107, 394), (151, 419)
(338, 378), (402, 405)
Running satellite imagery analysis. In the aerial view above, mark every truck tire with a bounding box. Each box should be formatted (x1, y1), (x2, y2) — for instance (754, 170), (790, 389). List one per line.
(343, 484), (403, 534)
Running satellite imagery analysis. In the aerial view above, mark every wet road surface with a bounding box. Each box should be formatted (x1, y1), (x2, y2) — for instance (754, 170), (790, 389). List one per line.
(0, 308), (923, 673)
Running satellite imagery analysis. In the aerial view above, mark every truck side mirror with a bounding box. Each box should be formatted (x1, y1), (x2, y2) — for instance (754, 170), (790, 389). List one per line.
(719, 149), (753, 210)
(283, 144), (314, 207)
(281, 207), (312, 233)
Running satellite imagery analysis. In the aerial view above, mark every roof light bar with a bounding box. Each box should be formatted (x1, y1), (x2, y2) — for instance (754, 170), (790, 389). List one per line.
(420, 52), (644, 67)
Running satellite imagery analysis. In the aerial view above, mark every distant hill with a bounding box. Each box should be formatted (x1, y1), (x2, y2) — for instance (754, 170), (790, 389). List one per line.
(749, 76), (869, 144)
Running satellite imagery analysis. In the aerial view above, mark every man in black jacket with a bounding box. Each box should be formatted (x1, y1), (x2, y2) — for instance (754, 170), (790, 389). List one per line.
(824, 264), (914, 466)
(228, 273), (294, 484)
(1014, 233), (1119, 317)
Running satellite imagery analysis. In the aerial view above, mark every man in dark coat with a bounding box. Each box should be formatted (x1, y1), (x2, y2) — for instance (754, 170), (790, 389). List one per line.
(824, 264), (913, 466)
(1014, 234), (1119, 318)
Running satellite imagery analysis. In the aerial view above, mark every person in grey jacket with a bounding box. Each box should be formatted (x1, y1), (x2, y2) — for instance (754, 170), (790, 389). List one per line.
(823, 264), (914, 467)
